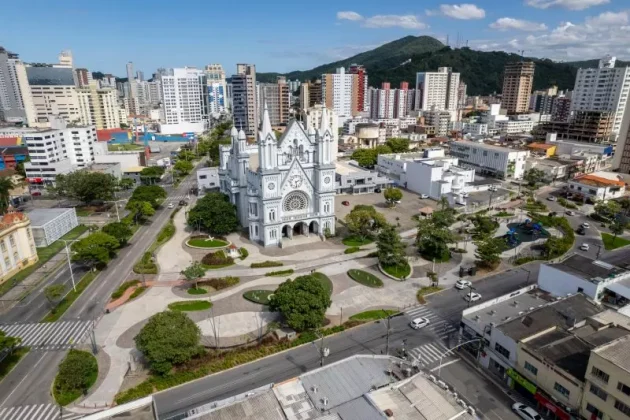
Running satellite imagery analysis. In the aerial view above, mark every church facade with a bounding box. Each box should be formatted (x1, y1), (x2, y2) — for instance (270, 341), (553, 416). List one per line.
(218, 105), (336, 247)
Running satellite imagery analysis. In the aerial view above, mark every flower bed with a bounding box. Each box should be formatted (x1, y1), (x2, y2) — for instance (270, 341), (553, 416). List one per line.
(201, 250), (234, 269)
(243, 290), (274, 304)
(251, 261), (283, 268)
(168, 300), (212, 312)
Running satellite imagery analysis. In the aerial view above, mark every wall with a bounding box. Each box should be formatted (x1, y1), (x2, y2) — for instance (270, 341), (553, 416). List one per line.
(0, 219), (38, 284)
(158, 121), (205, 135)
(581, 350), (630, 420)
(538, 264), (600, 300)
(197, 168), (220, 190)
(94, 153), (141, 172)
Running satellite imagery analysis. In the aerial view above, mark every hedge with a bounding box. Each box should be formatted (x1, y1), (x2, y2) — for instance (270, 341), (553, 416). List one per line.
(201, 251), (234, 267)
(265, 269), (294, 277)
(251, 261), (283, 268)
(239, 247), (249, 260)
(198, 276), (239, 290)
(111, 280), (140, 300)
(344, 247), (361, 254)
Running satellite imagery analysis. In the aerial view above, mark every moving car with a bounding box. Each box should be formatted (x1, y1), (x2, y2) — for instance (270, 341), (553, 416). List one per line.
(464, 292), (482, 302)
(342, 201), (350, 206)
(581, 222), (590, 229)
(512, 403), (542, 420)
(580, 243), (590, 251)
(577, 227), (586, 235)
(455, 279), (472, 290)
(410, 317), (430, 329)
(167, 202), (175, 209)
(566, 210), (575, 216)
(420, 194), (429, 199)
(179, 199), (188, 206)
(547, 196), (557, 201)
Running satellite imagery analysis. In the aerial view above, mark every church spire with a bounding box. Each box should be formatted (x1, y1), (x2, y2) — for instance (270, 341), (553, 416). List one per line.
(319, 106), (330, 136)
(260, 102), (275, 142)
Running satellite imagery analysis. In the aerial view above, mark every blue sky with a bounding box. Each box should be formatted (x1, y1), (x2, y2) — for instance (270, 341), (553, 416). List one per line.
(1, 0), (628, 77)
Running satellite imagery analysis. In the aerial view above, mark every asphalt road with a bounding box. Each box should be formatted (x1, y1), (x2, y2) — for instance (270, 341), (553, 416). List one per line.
(153, 262), (537, 419)
(0, 168), (200, 410)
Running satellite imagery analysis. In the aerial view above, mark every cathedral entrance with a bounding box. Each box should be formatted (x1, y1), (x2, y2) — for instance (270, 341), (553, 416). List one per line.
(309, 221), (319, 235)
(293, 222), (308, 237)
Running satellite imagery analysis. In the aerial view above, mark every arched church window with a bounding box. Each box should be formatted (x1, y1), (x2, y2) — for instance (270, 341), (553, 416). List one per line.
(269, 209), (276, 221)
(283, 191), (308, 212)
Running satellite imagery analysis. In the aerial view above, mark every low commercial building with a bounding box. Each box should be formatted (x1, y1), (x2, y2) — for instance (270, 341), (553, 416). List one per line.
(0, 212), (38, 285)
(87, 162), (122, 179)
(568, 173), (626, 201)
(93, 141), (148, 172)
(527, 143), (556, 157)
(0, 146), (28, 170)
(449, 140), (529, 179)
(26, 208), (78, 247)
(335, 160), (391, 194)
(197, 167), (220, 191)
(525, 157), (570, 181)
(121, 166), (146, 185)
(495, 119), (534, 135)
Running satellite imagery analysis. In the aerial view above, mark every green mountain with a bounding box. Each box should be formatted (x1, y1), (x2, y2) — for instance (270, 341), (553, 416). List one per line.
(258, 35), (629, 95)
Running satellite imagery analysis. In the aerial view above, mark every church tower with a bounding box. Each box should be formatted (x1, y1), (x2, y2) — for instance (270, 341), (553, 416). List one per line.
(258, 103), (278, 170)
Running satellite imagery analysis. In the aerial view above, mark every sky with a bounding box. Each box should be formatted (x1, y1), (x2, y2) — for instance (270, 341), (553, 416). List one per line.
(1, 0), (629, 77)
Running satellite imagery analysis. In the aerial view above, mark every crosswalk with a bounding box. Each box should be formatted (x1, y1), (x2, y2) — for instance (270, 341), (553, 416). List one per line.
(0, 320), (92, 351)
(407, 342), (455, 367)
(405, 306), (459, 340)
(0, 404), (83, 420)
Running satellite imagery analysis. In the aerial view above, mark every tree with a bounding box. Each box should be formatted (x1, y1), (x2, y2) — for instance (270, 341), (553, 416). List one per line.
(71, 232), (119, 269)
(126, 200), (155, 222)
(474, 236), (503, 269)
(344, 206), (387, 241)
(0, 330), (21, 353)
(44, 284), (66, 307)
(187, 192), (239, 235)
(54, 349), (98, 396)
(0, 177), (14, 214)
(374, 144), (392, 155)
(383, 187), (403, 207)
(178, 150), (196, 161)
(416, 218), (454, 261)
(377, 224), (407, 270)
(15, 161), (26, 178)
(595, 200), (621, 220)
(438, 196), (450, 211)
(269, 275), (331, 331)
(351, 149), (378, 168)
(523, 168), (546, 187)
(53, 171), (116, 203)
(102, 222), (133, 246)
(130, 185), (167, 209)
(140, 166), (165, 184)
(385, 138), (410, 153)
(181, 261), (206, 289)
(470, 214), (499, 239)
(620, 198), (630, 216)
(174, 160), (193, 175)
(135, 311), (202, 375)
(118, 178), (135, 190)
(610, 219), (625, 246)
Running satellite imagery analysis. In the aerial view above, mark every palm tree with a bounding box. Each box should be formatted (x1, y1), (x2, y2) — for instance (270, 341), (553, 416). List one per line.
(0, 177), (14, 214)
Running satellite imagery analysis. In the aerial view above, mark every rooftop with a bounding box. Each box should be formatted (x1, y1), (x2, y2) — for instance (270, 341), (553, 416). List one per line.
(463, 288), (551, 328)
(451, 140), (527, 153)
(335, 160), (370, 176)
(0, 146), (28, 156)
(573, 174), (625, 188)
(26, 208), (75, 227)
(191, 388), (285, 420)
(527, 143), (555, 150)
(595, 334), (630, 373)
(122, 166), (147, 173)
(0, 212), (28, 233)
(0, 137), (21, 147)
(550, 254), (626, 281)
(89, 163), (119, 171)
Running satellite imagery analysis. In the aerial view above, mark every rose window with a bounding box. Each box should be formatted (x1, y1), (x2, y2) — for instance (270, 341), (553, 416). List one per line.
(283, 192), (308, 212)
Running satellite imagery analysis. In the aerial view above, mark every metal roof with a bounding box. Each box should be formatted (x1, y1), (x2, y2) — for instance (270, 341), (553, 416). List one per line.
(595, 335), (630, 373)
(190, 389), (284, 420)
(26, 208), (75, 227)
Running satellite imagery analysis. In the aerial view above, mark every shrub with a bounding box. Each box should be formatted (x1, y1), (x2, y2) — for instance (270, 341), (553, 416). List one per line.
(251, 261), (283, 268)
(265, 269), (294, 277)
(344, 247), (361, 254)
(134, 252), (157, 274)
(366, 251), (378, 258)
(111, 280), (140, 300)
(198, 276), (239, 290)
(53, 349), (98, 406)
(201, 251), (234, 267)
(130, 287), (147, 300)
(239, 247), (249, 260)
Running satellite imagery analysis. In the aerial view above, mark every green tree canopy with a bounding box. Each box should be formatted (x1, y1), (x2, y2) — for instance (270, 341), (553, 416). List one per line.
(351, 145), (392, 168)
(0, 330), (21, 352)
(126, 200), (155, 222)
(102, 222), (133, 246)
(344, 205), (387, 241)
(54, 171), (116, 203)
(383, 187), (403, 206)
(385, 138), (410, 153)
(524, 168), (546, 186)
(135, 310), (202, 375)
(269, 275), (331, 331)
(178, 150), (196, 161)
(130, 185), (167, 209)
(187, 192), (239, 235)
(0, 177), (14, 214)
(474, 236), (503, 269)
(595, 200), (621, 220)
(54, 349), (98, 396)
(118, 178), (135, 190)
(174, 160), (194, 175)
(181, 261), (206, 289)
(377, 224), (407, 267)
(71, 231), (119, 268)
(140, 166), (165, 184)
(416, 217), (454, 261)
(44, 284), (66, 306)
(610, 219), (625, 245)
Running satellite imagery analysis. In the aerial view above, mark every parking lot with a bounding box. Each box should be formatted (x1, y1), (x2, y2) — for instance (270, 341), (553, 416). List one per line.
(335, 189), (437, 231)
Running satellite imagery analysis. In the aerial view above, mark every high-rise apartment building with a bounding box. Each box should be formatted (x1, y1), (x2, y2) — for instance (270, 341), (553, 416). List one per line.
(257, 77), (290, 126)
(147, 80), (162, 107)
(0, 47), (34, 124)
(232, 63), (257, 137)
(77, 82), (121, 129)
(571, 55), (630, 138)
(75, 68), (92, 88)
(299, 83), (309, 110)
(322, 67), (358, 119)
(613, 101), (630, 173)
(415, 67), (460, 120)
(158, 67), (208, 134)
(309, 80), (322, 107)
(27, 64), (81, 126)
(394, 82), (411, 118)
(205, 64), (227, 115)
(502, 61), (535, 114)
(369, 83), (394, 119)
(552, 96), (572, 122)
(348, 64), (368, 112)
(457, 81), (467, 110)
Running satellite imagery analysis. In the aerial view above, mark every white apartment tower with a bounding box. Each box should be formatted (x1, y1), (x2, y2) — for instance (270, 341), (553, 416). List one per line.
(322, 67), (356, 119)
(158, 67), (208, 134)
(77, 82), (121, 129)
(369, 83), (395, 119)
(0, 47), (34, 124)
(415, 67), (460, 121)
(571, 55), (630, 139)
(205, 64), (227, 115)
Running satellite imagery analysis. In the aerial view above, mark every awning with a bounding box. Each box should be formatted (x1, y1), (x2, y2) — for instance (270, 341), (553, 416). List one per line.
(605, 282), (630, 300)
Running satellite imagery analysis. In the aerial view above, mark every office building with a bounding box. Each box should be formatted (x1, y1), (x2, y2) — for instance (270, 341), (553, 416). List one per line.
(348, 64), (368, 112)
(415, 67), (460, 120)
(232, 63), (257, 138)
(0, 212), (38, 285)
(77, 82), (121, 129)
(158, 67), (208, 134)
(502, 61), (535, 114)
(322, 67), (358, 120)
(369, 83), (394, 119)
(0, 47), (34, 124)
(26, 63), (81, 126)
(335, 159), (391, 194)
(449, 140), (529, 179)
(204, 64), (227, 116)
(571, 55), (630, 138)
(196, 167), (219, 192)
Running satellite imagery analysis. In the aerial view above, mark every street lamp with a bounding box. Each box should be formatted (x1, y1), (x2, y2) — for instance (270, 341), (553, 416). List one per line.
(436, 338), (483, 376)
(105, 199), (127, 222)
(60, 239), (79, 292)
(312, 330), (329, 367)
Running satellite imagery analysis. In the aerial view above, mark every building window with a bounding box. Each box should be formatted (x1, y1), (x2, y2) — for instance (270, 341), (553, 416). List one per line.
(586, 403), (603, 419)
(4, 257), (10, 268)
(524, 362), (538, 376)
(615, 399), (630, 416)
(0, 241), (5, 252)
(592, 367), (610, 384)
(494, 343), (510, 359)
(269, 209), (276, 222)
(324, 202), (330, 213)
(283, 191), (308, 212)
(9, 235), (15, 247)
(618, 382), (630, 396)
(553, 382), (570, 398)
(590, 384), (608, 401)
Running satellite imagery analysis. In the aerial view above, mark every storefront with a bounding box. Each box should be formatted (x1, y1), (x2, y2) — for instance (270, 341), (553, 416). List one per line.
(507, 368), (537, 403)
(534, 392), (571, 420)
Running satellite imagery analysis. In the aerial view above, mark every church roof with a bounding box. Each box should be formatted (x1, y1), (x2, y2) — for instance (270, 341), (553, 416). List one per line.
(276, 119), (312, 147)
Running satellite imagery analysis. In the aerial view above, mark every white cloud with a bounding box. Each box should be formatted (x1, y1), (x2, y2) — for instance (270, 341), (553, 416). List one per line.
(437, 4), (486, 20)
(524, 0), (610, 11)
(336, 11), (427, 29)
(489, 17), (548, 31)
(363, 15), (427, 29)
(336, 11), (363, 21)
(585, 11), (628, 26)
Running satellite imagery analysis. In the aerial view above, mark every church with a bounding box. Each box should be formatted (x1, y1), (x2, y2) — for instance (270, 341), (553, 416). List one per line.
(218, 104), (336, 247)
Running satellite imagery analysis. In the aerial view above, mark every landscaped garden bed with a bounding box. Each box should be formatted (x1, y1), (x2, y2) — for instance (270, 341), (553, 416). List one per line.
(349, 309), (398, 321)
(201, 250), (234, 269)
(342, 236), (373, 247)
(312, 272), (333, 295)
(53, 349), (98, 406)
(168, 300), (212, 312)
(347, 269), (383, 288)
(380, 262), (411, 280)
(602, 233), (630, 250)
(243, 290), (275, 304)
(187, 235), (230, 249)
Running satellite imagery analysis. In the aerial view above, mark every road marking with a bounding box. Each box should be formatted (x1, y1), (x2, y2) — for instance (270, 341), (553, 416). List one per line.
(430, 358), (460, 371)
(0, 352), (47, 408)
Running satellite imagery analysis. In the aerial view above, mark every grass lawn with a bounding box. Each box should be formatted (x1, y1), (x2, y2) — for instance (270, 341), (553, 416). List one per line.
(0, 347), (29, 381)
(381, 262), (411, 279)
(187, 238), (229, 248)
(347, 269), (383, 288)
(53, 350), (98, 406)
(342, 236), (373, 247)
(243, 290), (274, 304)
(168, 300), (212, 311)
(416, 286), (443, 304)
(42, 270), (99, 323)
(129, 287), (147, 300)
(108, 143), (144, 152)
(349, 309), (398, 321)
(602, 233), (630, 250)
(0, 225), (89, 298)
(188, 287), (209, 295)
(312, 272), (333, 296)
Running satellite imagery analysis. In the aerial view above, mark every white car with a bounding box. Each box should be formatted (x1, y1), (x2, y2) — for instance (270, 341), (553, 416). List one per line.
(547, 196), (557, 201)
(420, 194), (429, 199)
(566, 210), (576, 216)
(410, 317), (430, 329)
(464, 292), (482, 302)
(455, 279), (472, 290)
(167, 202), (175, 209)
(581, 222), (590, 229)
(580, 243), (590, 251)
(512, 403), (542, 420)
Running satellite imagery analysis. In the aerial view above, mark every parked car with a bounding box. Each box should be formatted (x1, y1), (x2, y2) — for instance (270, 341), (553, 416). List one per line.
(581, 222), (590, 229)
(342, 201), (350, 206)
(464, 292), (482, 302)
(374, 188), (382, 193)
(168, 202), (175, 209)
(179, 199), (188, 206)
(455, 280), (472, 290)
(566, 210), (575, 216)
(577, 227), (586, 235)
(512, 403), (542, 420)
(547, 196), (557, 201)
(580, 243), (590, 251)
(420, 194), (429, 199)
(410, 317), (430, 329)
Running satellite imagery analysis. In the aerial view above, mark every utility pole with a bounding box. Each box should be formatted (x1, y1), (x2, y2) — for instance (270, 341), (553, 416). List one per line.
(60, 240), (79, 292)
(466, 284), (477, 308)
(383, 310), (394, 355)
(313, 330), (329, 367)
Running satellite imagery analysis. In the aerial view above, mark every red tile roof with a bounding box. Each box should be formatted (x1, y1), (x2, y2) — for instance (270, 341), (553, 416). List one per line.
(96, 129), (129, 142)
(0, 137), (20, 147)
(574, 174), (625, 187)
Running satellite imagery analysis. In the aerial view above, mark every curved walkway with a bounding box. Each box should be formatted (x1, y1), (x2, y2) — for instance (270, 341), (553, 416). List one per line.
(156, 208), (192, 281)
